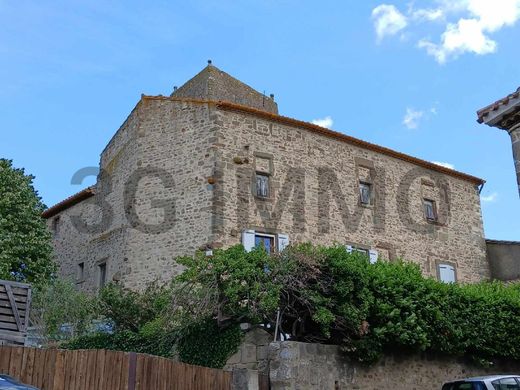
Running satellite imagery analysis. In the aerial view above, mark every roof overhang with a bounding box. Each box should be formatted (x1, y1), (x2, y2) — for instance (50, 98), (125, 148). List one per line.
(477, 88), (520, 131)
(42, 186), (96, 219)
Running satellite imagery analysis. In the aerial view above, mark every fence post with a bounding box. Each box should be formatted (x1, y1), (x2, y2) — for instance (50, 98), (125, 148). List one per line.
(128, 352), (137, 390)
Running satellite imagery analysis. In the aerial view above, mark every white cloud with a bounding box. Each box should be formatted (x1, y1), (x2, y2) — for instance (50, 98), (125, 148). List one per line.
(432, 161), (455, 169)
(372, 4), (408, 41)
(311, 116), (333, 129)
(372, 0), (520, 63)
(412, 8), (444, 22)
(418, 18), (498, 64)
(481, 192), (498, 203)
(402, 108), (424, 129)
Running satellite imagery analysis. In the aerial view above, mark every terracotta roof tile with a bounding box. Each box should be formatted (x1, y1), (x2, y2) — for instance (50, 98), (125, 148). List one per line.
(42, 186), (95, 219)
(477, 87), (520, 124)
(213, 100), (485, 185)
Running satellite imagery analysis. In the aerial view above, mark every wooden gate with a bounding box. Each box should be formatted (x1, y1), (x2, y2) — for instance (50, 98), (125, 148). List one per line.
(0, 280), (32, 345)
(0, 347), (232, 390)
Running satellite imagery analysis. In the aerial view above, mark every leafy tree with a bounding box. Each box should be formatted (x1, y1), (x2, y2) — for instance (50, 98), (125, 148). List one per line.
(0, 159), (55, 283)
(31, 278), (98, 341)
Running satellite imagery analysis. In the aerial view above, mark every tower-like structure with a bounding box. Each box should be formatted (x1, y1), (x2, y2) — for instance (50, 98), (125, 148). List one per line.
(478, 88), (520, 197)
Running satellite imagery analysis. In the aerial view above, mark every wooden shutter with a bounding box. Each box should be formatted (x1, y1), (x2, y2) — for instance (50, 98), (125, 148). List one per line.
(242, 230), (256, 252)
(277, 234), (290, 252)
(439, 264), (456, 283)
(369, 249), (378, 264)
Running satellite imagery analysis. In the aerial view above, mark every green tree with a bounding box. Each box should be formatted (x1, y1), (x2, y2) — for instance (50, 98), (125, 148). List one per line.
(0, 158), (55, 283)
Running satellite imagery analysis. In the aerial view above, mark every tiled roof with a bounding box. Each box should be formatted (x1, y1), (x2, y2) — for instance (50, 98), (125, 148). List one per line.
(212, 100), (485, 185)
(42, 186), (95, 219)
(45, 95), (486, 218)
(486, 239), (520, 246)
(477, 87), (520, 124)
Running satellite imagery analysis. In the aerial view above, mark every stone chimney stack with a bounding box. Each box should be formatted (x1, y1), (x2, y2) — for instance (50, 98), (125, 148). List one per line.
(478, 88), (520, 197)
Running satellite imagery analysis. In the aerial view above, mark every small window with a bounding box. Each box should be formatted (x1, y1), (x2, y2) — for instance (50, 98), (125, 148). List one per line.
(255, 173), (269, 198)
(438, 264), (456, 283)
(98, 262), (107, 288)
(255, 233), (275, 253)
(77, 262), (85, 281)
(359, 182), (371, 205)
(52, 216), (60, 235)
(242, 230), (289, 253)
(423, 199), (437, 221)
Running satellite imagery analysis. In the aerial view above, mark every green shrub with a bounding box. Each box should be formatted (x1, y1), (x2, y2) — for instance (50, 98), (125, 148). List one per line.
(63, 244), (520, 367)
(177, 319), (242, 368)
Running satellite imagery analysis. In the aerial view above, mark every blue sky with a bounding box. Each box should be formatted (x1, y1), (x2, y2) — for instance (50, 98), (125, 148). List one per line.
(1, 0), (518, 240)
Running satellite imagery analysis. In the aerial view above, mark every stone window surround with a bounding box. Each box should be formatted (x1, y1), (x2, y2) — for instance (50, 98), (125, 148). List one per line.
(435, 260), (458, 283)
(76, 262), (85, 284)
(423, 198), (438, 223)
(252, 152), (274, 201)
(355, 157), (376, 208)
(96, 258), (108, 289)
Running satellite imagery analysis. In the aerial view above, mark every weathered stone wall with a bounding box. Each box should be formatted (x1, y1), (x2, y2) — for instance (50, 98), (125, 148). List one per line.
(269, 341), (520, 390)
(487, 240), (520, 281)
(172, 65), (278, 114)
(46, 103), (141, 292)
(212, 109), (489, 282)
(48, 99), (219, 291)
(47, 93), (490, 290)
(121, 98), (217, 289)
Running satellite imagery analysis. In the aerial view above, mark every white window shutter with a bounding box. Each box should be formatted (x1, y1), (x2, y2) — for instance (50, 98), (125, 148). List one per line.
(242, 230), (256, 252)
(278, 234), (290, 252)
(439, 264), (455, 283)
(345, 245), (353, 253)
(369, 249), (378, 264)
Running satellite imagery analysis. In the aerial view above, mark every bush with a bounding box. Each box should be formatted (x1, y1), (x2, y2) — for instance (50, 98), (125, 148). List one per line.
(31, 279), (98, 341)
(175, 244), (520, 365)
(63, 244), (520, 367)
(177, 319), (242, 368)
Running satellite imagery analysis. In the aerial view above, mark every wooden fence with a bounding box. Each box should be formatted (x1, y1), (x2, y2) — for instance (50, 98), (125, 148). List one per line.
(0, 347), (232, 390)
(0, 280), (32, 345)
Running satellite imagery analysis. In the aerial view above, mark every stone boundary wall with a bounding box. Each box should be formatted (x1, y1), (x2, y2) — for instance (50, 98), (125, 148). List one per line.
(268, 341), (520, 390)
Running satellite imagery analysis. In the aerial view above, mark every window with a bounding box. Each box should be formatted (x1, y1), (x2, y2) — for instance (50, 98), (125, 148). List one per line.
(442, 382), (487, 390)
(52, 216), (60, 235)
(255, 173), (269, 198)
(423, 199), (437, 221)
(359, 182), (371, 205)
(438, 264), (456, 283)
(346, 245), (378, 264)
(492, 378), (520, 390)
(242, 230), (289, 253)
(77, 262), (85, 282)
(98, 262), (107, 288)
(255, 233), (275, 253)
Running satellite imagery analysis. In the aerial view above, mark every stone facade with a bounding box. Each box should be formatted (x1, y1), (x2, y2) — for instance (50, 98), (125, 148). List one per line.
(172, 64), (278, 115)
(266, 340), (520, 390)
(477, 88), (520, 197)
(45, 65), (490, 291)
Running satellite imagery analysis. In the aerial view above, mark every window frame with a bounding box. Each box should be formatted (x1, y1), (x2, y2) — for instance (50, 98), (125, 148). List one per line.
(255, 172), (270, 199)
(359, 181), (372, 206)
(254, 232), (276, 254)
(437, 262), (457, 283)
(423, 198), (438, 222)
(77, 262), (85, 283)
(52, 216), (61, 236)
(97, 261), (107, 289)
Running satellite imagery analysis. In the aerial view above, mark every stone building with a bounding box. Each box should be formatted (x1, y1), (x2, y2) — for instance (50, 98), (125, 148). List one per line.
(477, 87), (520, 197)
(43, 64), (490, 292)
(477, 89), (520, 279)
